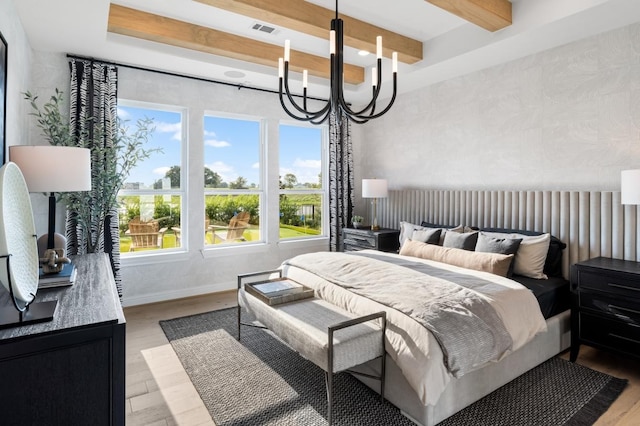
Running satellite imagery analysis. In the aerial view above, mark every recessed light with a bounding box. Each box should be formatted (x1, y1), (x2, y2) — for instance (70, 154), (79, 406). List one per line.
(224, 70), (246, 79)
(358, 50), (370, 56)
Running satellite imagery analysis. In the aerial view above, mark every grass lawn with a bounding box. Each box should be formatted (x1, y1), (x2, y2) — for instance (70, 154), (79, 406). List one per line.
(120, 225), (321, 252)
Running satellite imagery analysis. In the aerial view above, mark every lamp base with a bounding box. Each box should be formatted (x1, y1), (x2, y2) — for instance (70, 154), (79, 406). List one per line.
(371, 225), (380, 231)
(0, 300), (57, 330)
(37, 232), (67, 259)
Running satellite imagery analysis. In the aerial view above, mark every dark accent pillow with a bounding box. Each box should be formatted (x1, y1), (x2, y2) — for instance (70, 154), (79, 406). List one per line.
(475, 234), (522, 277)
(443, 231), (478, 251)
(410, 228), (441, 245)
(480, 227), (567, 277)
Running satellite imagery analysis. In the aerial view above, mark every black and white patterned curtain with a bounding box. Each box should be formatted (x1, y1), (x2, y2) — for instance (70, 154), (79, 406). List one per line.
(67, 58), (122, 297)
(328, 111), (354, 251)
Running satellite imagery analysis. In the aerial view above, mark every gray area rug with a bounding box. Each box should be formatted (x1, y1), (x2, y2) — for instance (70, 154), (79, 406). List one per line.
(160, 308), (627, 426)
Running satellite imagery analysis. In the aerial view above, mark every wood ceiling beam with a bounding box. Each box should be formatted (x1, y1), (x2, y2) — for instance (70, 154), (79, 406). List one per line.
(107, 4), (364, 84)
(195, 0), (423, 64)
(427, 0), (512, 32)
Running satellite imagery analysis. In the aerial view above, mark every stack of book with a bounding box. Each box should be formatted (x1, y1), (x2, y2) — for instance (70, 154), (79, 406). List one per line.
(38, 262), (77, 289)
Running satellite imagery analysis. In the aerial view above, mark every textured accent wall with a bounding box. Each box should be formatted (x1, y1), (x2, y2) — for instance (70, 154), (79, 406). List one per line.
(358, 22), (640, 195)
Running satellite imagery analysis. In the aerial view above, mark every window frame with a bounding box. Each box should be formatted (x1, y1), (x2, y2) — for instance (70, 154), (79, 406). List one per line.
(116, 99), (188, 257)
(278, 120), (329, 242)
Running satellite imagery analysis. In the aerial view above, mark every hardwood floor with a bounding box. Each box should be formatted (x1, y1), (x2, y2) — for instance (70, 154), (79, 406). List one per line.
(125, 292), (640, 425)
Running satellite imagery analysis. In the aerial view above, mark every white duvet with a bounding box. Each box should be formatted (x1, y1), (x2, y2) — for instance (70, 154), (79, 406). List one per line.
(281, 250), (547, 406)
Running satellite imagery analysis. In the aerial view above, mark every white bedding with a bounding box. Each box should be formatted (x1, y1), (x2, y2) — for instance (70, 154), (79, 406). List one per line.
(281, 250), (547, 406)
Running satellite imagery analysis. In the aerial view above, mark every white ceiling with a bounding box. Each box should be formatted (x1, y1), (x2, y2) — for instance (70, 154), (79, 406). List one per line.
(13, 0), (640, 104)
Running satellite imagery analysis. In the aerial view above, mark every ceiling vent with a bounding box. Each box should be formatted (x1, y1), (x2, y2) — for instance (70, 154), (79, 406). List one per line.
(251, 23), (277, 35)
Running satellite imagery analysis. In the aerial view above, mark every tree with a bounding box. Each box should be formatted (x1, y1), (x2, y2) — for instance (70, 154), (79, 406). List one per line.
(154, 165), (181, 189)
(205, 167), (222, 187)
(283, 173), (298, 189)
(229, 176), (248, 189)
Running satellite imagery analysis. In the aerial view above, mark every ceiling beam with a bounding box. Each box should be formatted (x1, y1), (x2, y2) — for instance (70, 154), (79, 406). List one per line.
(107, 4), (365, 84)
(426, 0), (512, 32)
(195, 0), (423, 64)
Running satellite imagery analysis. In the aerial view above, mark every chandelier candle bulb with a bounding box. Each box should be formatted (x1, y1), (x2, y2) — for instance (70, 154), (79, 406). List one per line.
(330, 30), (336, 54)
(372, 67), (377, 87)
(393, 52), (398, 73)
(376, 36), (382, 59)
(303, 70), (308, 88)
(284, 40), (290, 62)
(278, 58), (284, 78)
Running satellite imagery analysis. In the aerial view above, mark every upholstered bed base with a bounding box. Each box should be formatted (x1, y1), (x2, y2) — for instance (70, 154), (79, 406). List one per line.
(353, 309), (570, 426)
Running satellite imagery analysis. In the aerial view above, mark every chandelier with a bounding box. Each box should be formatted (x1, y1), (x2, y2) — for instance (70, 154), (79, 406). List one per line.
(278, 0), (398, 124)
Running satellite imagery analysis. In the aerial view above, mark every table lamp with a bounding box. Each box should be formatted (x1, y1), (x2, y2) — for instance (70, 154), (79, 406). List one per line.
(9, 146), (91, 264)
(362, 178), (388, 231)
(621, 169), (640, 205)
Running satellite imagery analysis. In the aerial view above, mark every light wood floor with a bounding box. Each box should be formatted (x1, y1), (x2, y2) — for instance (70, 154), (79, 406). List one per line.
(125, 292), (640, 426)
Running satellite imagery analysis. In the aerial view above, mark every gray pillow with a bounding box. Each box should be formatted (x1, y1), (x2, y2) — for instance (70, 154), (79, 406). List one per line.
(443, 231), (478, 251)
(410, 228), (441, 245)
(475, 233), (523, 277)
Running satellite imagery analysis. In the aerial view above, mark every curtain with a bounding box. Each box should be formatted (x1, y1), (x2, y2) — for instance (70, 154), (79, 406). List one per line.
(67, 58), (122, 297)
(328, 111), (354, 251)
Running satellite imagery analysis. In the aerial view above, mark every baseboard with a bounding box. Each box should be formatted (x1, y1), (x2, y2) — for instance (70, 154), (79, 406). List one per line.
(122, 280), (235, 307)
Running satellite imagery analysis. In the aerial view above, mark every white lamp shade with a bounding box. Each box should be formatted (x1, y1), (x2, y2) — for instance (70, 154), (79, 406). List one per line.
(362, 179), (388, 199)
(621, 169), (640, 205)
(9, 146), (91, 193)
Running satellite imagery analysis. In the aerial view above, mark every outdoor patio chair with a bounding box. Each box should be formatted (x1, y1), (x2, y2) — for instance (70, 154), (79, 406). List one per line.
(209, 211), (250, 243)
(125, 217), (167, 251)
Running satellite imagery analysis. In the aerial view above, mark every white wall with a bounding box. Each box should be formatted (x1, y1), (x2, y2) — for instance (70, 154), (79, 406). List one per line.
(358, 22), (640, 201)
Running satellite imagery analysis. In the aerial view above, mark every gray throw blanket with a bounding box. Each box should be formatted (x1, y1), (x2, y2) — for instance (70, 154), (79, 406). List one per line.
(284, 251), (513, 377)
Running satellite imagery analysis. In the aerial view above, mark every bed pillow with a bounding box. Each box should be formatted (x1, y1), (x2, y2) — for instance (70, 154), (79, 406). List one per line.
(420, 222), (464, 245)
(443, 231), (478, 251)
(399, 240), (514, 277)
(411, 228), (441, 245)
(481, 231), (550, 279)
(399, 221), (427, 247)
(475, 233), (522, 277)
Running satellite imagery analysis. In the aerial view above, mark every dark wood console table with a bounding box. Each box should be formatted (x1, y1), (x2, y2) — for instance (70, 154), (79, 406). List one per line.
(0, 253), (126, 425)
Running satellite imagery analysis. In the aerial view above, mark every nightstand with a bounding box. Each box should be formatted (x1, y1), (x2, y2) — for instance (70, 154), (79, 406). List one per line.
(342, 227), (400, 253)
(570, 257), (640, 362)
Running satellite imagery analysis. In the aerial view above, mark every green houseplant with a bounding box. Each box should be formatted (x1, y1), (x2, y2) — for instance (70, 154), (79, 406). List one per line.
(352, 215), (364, 229)
(25, 89), (159, 254)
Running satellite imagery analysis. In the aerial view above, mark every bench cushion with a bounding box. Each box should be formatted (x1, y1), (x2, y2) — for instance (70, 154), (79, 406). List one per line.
(239, 290), (384, 372)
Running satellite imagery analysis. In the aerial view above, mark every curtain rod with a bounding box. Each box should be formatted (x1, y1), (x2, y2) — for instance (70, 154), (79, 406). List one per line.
(65, 53), (326, 101)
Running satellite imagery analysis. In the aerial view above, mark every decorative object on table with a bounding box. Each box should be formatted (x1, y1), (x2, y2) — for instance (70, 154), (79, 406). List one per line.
(362, 179), (388, 231)
(351, 215), (364, 229)
(39, 248), (70, 274)
(277, 0), (398, 124)
(0, 31), (6, 166)
(245, 278), (314, 306)
(38, 261), (77, 289)
(9, 145), (91, 261)
(0, 162), (57, 329)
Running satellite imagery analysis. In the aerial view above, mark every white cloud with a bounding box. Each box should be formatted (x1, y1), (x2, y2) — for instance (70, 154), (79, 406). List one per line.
(293, 158), (321, 169)
(117, 107), (130, 120)
(251, 162), (260, 169)
(204, 130), (217, 137)
(205, 139), (231, 148)
(155, 121), (182, 141)
(206, 161), (236, 182)
(153, 166), (171, 176)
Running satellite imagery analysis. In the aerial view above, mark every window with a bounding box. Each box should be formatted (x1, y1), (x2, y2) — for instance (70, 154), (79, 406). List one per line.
(203, 114), (263, 246)
(117, 102), (184, 254)
(279, 123), (326, 240)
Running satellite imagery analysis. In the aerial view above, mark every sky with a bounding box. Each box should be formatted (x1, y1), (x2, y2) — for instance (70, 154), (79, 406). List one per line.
(118, 104), (322, 189)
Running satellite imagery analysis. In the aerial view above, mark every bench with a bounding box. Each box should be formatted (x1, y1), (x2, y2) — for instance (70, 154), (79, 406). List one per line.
(237, 270), (386, 425)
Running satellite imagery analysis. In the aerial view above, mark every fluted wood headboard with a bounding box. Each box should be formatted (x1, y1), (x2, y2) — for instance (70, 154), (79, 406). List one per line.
(377, 190), (639, 279)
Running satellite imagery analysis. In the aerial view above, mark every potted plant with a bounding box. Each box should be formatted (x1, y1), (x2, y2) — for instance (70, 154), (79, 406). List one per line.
(352, 215), (364, 229)
(24, 89), (160, 254)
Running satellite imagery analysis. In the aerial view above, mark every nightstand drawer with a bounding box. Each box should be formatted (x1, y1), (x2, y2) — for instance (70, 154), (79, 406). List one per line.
(344, 235), (376, 248)
(579, 271), (640, 298)
(580, 312), (640, 356)
(580, 291), (640, 324)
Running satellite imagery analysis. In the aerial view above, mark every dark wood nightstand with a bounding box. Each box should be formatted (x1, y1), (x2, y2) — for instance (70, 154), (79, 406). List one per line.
(570, 256), (640, 362)
(342, 227), (400, 253)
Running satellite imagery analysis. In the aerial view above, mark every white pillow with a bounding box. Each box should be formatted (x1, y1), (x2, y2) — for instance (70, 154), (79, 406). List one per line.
(479, 231), (550, 279)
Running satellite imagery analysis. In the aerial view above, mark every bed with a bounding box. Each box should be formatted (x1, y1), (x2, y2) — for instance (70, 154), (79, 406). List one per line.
(265, 224), (573, 426)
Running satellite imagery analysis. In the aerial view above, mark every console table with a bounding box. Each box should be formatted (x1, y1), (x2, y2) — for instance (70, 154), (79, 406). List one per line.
(0, 253), (126, 425)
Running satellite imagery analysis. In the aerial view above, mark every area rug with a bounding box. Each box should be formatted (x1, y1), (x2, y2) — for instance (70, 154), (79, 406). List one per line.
(160, 308), (627, 426)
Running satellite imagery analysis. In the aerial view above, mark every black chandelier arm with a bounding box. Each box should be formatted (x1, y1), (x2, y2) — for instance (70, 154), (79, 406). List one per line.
(281, 63), (331, 119)
(278, 80), (331, 122)
(351, 74), (398, 121)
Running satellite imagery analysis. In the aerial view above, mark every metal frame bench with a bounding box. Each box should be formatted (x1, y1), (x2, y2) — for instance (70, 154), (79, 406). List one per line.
(237, 270), (386, 425)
